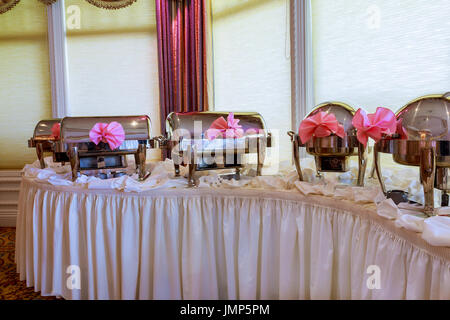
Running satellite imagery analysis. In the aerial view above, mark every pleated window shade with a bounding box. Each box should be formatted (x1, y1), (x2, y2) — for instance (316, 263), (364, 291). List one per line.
(312, 0), (450, 112)
(212, 0), (292, 162)
(0, 2), (52, 169)
(64, 0), (161, 159)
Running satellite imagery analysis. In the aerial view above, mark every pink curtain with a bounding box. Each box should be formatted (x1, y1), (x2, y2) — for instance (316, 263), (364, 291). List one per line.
(155, 0), (209, 137)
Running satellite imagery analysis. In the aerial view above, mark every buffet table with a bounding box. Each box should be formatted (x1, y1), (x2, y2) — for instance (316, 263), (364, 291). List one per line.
(16, 171), (450, 300)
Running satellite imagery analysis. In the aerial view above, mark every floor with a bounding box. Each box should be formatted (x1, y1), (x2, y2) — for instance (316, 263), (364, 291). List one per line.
(0, 227), (57, 300)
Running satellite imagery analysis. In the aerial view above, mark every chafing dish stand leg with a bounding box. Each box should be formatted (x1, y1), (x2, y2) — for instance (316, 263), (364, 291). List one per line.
(314, 156), (322, 179)
(357, 143), (368, 187)
(374, 146), (387, 195)
(135, 142), (147, 181)
(37, 143), (46, 169)
(187, 144), (196, 187)
(420, 145), (436, 216)
(288, 131), (303, 181)
(256, 137), (266, 176)
(70, 146), (79, 182)
(369, 146), (376, 179)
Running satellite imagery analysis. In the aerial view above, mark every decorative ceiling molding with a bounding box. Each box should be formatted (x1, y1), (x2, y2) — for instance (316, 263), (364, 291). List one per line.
(0, 0), (20, 15)
(0, 0), (138, 14)
(37, 0), (58, 5)
(84, 0), (137, 10)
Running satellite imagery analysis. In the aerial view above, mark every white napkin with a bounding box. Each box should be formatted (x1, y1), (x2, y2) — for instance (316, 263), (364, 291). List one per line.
(435, 206), (450, 216)
(294, 181), (330, 196)
(376, 198), (401, 220)
(47, 173), (73, 186)
(352, 187), (382, 204)
(124, 176), (188, 192)
(421, 216), (450, 247)
(334, 186), (353, 199)
(250, 175), (288, 190)
(395, 213), (426, 233)
(398, 202), (423, 211)
(87, 175), (127, 190)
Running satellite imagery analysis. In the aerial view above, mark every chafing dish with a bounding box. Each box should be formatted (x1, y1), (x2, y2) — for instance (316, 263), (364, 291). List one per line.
(60, 115), (151, 181)
(288, 102), (367, 186)
(165, 111), (272, 186)
(374, 92), (450, 216)
(28, 119), (69, 169)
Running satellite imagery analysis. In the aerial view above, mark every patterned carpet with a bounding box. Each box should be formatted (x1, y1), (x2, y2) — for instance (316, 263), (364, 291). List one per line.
(0, 227), (58, 300)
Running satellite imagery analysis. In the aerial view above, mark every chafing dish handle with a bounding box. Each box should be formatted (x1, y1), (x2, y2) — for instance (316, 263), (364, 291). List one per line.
(288, 131), (303, 181)
(420, 145), (436, 216)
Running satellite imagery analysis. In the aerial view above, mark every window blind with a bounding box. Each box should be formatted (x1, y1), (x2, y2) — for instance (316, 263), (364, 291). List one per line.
(212, 0), (292, 163)
(0, 1), (52, 169)
(312, 0), (450, 113)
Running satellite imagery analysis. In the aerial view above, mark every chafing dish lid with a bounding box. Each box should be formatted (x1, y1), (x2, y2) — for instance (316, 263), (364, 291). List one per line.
(166, 112), (268, 139)
(61, 115), (151, 143)
(33, 119), (61, 140)
(396, 93), (450, 140)
(306, 102), (356, 135)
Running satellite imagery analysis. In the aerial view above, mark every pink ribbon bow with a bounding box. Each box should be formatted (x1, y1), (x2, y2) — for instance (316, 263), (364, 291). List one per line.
(51, 123), (60, 140)
(352, 107), (396, 147)
(89, 122), (125, 150)
(299, 111), (346, 144)
(205, 112), (244, 140)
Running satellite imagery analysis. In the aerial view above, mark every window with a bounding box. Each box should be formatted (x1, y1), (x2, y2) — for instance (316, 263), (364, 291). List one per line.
(64, 0), (159, 118)
(311, 0), (450, 113)
(0, 1), (52, 168)
(64, 0), (161, 159)
(212, 0), (292, 162)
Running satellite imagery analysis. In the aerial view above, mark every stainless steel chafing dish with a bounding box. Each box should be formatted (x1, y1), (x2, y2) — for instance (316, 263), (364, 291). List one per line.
(288, 102), (368, 186)
(374, 92), (450, 216)
(165, 111), (272, 186)
(60, 115), (151, 181)
(28, 119), (69, 169)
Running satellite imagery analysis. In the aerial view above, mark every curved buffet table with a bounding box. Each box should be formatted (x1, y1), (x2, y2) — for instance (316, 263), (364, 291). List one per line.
(15, 174), (450, 300)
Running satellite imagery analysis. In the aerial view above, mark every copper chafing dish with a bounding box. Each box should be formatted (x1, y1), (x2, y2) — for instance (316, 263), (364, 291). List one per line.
(165, 111), (272, 186)
(374, 92), (450, 216)
(288, 102), (368, 186)
(28, 119), (69, 169)
(60, 115), (151, 181)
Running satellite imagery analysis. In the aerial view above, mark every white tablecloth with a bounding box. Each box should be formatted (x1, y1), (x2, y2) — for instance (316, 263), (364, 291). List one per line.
(16, 178), (450, 300)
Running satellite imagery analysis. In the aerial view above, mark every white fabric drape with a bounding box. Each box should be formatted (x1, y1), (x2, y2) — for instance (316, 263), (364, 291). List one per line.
(16, 178), (450, 300)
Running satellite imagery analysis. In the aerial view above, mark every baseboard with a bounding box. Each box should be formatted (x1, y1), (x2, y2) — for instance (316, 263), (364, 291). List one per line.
(0, 170), (21, 227)
(0, 213), (17, 227)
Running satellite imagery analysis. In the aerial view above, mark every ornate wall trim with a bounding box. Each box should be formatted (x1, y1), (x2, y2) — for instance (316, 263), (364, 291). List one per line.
(85, 0), (137, 10)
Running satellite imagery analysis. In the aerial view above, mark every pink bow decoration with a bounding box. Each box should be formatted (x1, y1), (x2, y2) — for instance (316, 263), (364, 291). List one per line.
(51, 123), (60, 140)
(89, 122), (125, 150)
(352, 107), (396, 147)
(205, 112), (244, 140)
(299, 111), (346, 144)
